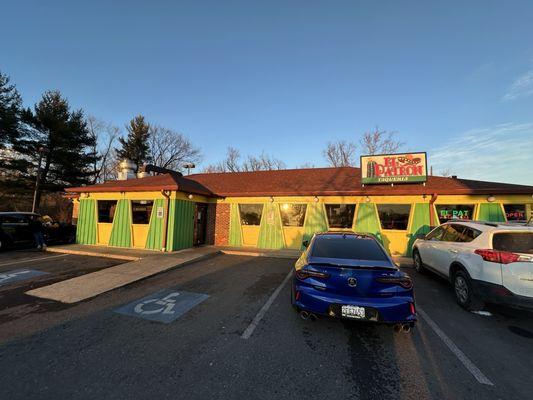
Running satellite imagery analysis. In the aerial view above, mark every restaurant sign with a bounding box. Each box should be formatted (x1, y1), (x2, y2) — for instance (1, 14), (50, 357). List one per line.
(361, 152), (427, 185)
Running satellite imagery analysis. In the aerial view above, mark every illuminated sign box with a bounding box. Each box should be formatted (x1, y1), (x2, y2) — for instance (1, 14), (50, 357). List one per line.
(361, 152), (427, 185)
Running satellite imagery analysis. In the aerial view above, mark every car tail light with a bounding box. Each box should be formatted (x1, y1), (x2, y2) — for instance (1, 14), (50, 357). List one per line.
(474, 249), (521, 264)
(409, 302), (416, 315)
(295, 269), (330, 280)
(376, 275), (413, 289)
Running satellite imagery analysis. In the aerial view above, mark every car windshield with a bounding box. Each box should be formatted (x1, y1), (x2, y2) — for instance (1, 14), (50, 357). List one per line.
(492, 232), (533, 254)
(311, 235), (389, 261)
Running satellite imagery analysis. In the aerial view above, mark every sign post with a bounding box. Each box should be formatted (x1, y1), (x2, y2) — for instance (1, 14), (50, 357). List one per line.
(360, 152), (427, 185)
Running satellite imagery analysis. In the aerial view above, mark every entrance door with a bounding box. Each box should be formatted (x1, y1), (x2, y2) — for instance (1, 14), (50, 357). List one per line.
(194, 203), (208, 246)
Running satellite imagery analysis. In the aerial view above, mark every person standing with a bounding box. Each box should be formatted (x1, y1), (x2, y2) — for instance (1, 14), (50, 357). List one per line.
(30, 216), (46, 250)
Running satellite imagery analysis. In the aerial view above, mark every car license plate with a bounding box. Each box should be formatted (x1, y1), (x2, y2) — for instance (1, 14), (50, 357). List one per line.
(341, 305), (365, 319)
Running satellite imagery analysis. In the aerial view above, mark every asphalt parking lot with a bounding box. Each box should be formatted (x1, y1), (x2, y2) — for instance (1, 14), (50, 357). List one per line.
(0, 252), (532, 399)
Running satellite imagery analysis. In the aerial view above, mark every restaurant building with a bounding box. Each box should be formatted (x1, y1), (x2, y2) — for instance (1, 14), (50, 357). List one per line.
(65, 153), (533, 257)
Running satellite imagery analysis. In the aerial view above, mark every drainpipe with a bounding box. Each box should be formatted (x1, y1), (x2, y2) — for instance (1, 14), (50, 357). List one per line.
(429, 193), (438, 228)
(161, 190), (171, 252)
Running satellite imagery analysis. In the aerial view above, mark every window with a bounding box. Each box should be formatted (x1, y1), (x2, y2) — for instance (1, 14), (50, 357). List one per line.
(311, 235), (388, 261)
(239, 204), (263, 226)
(97, 200), (117, 223)
(493, 232), (533, 254)
(461, 227), (481, 242)
(325, 204), (356, 229)
(436, 205), (475, 224)
(279, 204), (307, 227)
(377, 204), (411, 230)
(504, 204), (527, 223)
(425, 226), (446, 241)
(131, 200), (153, 224)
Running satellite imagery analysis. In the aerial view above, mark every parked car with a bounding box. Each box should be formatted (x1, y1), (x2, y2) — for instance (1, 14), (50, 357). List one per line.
(292, 232), (416, 332)
(412, 221), (533, 311)
(0, 212), (75, 251)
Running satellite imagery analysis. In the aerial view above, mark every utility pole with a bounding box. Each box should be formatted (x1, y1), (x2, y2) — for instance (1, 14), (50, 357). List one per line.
(32, 147), (46, 213)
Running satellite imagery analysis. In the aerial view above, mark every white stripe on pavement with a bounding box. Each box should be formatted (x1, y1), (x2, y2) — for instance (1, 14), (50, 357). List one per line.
(241, 270), (292, 339)
(0, 254), (69, 268)
(418, 307), (494, 386)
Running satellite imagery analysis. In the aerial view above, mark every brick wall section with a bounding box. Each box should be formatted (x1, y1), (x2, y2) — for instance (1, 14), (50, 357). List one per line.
(209, 202), (229, 246)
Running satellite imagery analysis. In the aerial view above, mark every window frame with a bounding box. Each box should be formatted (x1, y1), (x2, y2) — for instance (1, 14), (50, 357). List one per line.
(435, 204), (476, 224)
(324, 204), (357, 229)
(279, 203), (307, 227)
(503, 204), (527, 223)
(97, 200), (118, 224)
(238, 204), (264, 226)
(131, 200), (154, 225)
(376, 204), (412, 231)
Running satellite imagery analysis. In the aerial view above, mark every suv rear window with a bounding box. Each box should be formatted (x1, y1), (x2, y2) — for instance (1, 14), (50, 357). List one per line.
(493, 232), (533, 254)
(311, 236), (388, 261)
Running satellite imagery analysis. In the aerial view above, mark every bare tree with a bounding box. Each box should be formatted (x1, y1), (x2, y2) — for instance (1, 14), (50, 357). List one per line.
(148, 125), (201, 171)
(87, 116), (120, 183)
(242, 152), (286, 171)
(203, 147), (285, 172)
(438, 168), (451, 177)
(323, 140), (357, 167)
(360, 127), (404, 155)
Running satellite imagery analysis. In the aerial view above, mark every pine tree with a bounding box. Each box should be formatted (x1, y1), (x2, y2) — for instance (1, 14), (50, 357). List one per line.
(9, 90), (98, 209)
(116, 115), (151, 172)
(0, 71), (22, 149)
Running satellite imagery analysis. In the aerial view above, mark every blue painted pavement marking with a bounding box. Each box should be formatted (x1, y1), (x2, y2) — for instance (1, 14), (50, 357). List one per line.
(0, 269), (49, 286)
(114, 289), (209, 324)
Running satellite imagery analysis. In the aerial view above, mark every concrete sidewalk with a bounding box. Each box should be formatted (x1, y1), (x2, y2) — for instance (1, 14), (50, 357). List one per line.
(26, 247), (220, 303)
(45, 244), (159, 261)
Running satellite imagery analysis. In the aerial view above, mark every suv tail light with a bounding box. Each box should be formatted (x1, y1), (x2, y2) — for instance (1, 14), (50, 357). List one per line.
(295, 269), (330, 280)
(376, 275), (413, 289)
(474, 249), (520, 264)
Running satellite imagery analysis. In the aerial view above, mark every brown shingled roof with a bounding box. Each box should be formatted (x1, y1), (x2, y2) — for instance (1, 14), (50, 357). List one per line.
(66, 167), (533, 197)
(65, 173), (214, 196)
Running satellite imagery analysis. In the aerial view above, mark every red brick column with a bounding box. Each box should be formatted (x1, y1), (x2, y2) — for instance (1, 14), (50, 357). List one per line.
(213, 203), (230, 246)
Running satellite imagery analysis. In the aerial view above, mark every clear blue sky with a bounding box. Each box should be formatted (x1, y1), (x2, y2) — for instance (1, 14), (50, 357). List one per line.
(2, 0), (533, 184)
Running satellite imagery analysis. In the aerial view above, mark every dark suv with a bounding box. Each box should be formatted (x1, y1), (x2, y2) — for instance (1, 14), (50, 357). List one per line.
(0, 212), (75, 251)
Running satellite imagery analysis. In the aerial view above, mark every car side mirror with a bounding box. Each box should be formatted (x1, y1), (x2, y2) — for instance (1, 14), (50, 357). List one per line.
(302, 240), (309, 248)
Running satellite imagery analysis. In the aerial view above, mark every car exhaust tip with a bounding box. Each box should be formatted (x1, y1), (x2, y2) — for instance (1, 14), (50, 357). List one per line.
(402, 324), (411, 333)
(300, 311), (310, 320)
(393, 324), (402, 333)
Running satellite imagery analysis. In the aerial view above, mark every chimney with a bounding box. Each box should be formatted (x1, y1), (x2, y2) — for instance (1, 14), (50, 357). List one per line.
(118, 159), (137, 180)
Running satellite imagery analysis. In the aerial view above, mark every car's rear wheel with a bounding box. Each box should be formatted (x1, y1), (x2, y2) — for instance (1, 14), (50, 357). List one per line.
(413, 249), (425, 273)
(453, 270), (484, 311)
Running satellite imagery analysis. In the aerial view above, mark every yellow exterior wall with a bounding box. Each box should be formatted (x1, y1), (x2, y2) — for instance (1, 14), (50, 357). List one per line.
(217, 194), (533, 255)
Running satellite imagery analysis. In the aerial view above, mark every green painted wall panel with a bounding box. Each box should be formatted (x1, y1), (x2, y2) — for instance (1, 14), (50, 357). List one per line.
(167, 199), (194, 251)
(145, 199), (165, 250)
(257, 203), (284, 249)
(229, 203), (243, 247)
(406, 203), (434, 256)
(76, 199), (97, 245)
(478, 203), (506, 222)
(109, 199), (132, 247)
(354, 203), (383, 243)
(301, 203), (328, 249)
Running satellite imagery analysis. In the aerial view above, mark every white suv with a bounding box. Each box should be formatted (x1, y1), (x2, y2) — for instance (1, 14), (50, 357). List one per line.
(412, 221), (533, 311)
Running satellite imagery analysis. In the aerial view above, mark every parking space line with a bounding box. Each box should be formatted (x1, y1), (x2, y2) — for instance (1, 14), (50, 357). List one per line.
(418, 307), (494, 386)
(241, 270), (292, 339)
(0, 254), (69, 268)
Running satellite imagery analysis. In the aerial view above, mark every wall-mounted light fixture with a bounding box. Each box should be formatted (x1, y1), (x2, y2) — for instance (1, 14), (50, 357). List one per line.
(269, 196), (274, 202)
(188, 194), (194, 200)
(487, 195), (496, 203)
(365, 196), (371, 203)
(313, 196), (319, 202)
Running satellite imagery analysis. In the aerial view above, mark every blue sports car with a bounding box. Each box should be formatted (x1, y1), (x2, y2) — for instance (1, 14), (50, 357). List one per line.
(291, 232), (416, 332)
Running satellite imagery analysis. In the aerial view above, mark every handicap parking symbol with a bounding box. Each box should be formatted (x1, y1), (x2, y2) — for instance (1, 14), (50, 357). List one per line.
(0, 269), (48, 286)
(114, 289), (209, 324)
